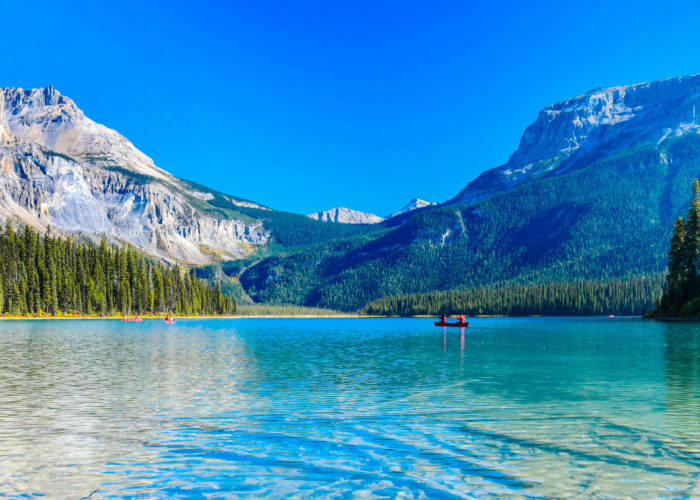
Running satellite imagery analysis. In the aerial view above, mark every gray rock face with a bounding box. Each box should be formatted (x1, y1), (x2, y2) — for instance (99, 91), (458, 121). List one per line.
(3, 87), (172, 182)
(0, 93), (9, 142)
(0, 87), (269, 263)
(452, 73), (700, 205)
(308, 207), (384, 224)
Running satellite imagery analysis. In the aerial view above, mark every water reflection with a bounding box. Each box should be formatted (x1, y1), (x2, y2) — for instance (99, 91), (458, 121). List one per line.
(663, 321), (700, 440)
(460, 326), (465, 369)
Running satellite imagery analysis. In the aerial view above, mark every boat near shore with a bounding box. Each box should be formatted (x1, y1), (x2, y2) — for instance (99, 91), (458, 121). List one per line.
(121, 316), (143, 322)
(435, 314), (469, 327)
(434, 321), (469, 327)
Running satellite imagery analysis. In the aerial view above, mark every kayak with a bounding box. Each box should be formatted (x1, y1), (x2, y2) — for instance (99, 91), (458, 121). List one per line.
(435, 321), (469, 327)
(165, 319), (176, 324)
(121, 317), (143, 322)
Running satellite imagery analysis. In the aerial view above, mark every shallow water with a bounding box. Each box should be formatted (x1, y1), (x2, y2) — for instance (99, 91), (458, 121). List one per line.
(1, 317), (699, 498)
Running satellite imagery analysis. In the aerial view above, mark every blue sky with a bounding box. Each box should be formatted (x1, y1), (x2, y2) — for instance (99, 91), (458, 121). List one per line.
(3, 1), (700, 215)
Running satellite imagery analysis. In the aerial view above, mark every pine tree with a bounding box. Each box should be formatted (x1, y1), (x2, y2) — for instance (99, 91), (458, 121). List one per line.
(684, 179), (700, 295)
(0, 222), (235, 317)
(663, 216), (686, 311)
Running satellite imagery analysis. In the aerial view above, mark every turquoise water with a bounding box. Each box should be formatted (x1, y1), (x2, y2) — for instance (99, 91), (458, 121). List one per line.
(1, 318), (700, 498)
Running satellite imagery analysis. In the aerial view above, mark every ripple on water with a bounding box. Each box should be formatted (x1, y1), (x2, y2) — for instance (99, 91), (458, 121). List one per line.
(1, 318), (700, 497)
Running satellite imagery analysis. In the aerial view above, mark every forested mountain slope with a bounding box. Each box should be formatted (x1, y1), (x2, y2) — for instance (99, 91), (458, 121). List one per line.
(451, 74), (700, 205)
(239, 74), (700, 311)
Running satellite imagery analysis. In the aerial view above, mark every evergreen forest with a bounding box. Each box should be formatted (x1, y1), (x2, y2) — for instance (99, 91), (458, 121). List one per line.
(654, 179), (700, 317)
(363, 276), (663, 317)
(0, 222), (235, 316)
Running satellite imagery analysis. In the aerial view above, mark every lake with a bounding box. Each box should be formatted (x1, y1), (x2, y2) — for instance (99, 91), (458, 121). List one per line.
(1, 317), (699, 498)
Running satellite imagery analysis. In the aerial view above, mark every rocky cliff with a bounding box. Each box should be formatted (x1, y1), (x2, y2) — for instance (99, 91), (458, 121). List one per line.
(0, 87), (269, 263)
(0, 93), (9, 142)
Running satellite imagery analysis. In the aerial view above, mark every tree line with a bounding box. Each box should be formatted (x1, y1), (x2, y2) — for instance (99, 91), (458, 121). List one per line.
(0, 222), (235, 316)
(655, 179), (700, 316)
(362, 276), (663, 316)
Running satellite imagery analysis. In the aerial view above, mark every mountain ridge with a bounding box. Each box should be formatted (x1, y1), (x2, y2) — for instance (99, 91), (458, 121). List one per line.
(308, 198), (437, 225)
(0, 86), (270, 263)
(450, 73), (700, 206)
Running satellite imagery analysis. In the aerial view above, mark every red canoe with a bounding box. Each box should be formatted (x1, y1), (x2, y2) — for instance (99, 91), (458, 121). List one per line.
(435, 321), (469, 327)
(165, 318), (176, 324)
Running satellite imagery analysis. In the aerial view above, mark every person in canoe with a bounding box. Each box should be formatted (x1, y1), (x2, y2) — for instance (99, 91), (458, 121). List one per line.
(435, 315), (468, 327)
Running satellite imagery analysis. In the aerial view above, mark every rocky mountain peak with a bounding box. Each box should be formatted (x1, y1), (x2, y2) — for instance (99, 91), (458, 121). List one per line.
(452, 73), (700, 205)
(3, 86), (77, 116)
(385, 198), (437, 219)
(1, 86), (171, 182)
(0, 86), (269, 263)
(308, 207), (384, 224)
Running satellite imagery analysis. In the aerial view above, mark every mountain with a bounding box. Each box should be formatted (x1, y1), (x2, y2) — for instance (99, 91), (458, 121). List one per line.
(451, 74), (700, 205)
(308, 198), (437, 225)
(0, 86), (270, 263)
(239, 73), (700, 311)
(6, 75), (700, 313)
(385, 198), (437, 219)
(308, 207), (384, 224)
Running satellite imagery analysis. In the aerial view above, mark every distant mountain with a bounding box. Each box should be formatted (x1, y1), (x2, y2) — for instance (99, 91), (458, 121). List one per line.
(385, 198), (437, 219)
(240, 73), (700, 310)
(308, 207), (384, 224)
(308, 198), (437, 225)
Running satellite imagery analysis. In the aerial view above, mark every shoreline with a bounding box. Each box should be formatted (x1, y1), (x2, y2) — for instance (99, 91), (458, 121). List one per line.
(643, 315), (700, 321)
(0, 314), (642, 320)
(0, 314), (374, 320)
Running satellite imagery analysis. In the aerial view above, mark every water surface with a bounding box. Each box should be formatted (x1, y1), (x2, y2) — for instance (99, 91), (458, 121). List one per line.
(1, 318), (699, 498)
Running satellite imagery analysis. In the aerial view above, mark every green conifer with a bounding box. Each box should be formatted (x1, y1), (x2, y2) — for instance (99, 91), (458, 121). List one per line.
(663, 216), (686, 311)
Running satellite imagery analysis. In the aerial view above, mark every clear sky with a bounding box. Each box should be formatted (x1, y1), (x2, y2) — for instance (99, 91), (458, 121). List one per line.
(3, 1), (700, 215)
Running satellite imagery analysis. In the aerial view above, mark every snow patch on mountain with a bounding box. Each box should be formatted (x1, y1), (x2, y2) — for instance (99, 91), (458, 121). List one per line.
(386, 198), (437, 219)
